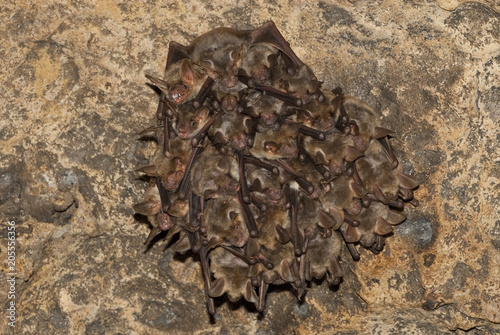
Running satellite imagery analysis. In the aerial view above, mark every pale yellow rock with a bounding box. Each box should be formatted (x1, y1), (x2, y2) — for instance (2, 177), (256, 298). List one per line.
(1, 0), (499, 334)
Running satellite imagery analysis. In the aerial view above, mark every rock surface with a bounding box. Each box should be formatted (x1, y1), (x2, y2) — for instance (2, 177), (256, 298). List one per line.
(0, 1), (498, 334)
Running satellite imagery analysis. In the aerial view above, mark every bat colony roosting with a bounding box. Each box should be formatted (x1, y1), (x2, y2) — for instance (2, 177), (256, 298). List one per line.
(134, 21), (420, 315)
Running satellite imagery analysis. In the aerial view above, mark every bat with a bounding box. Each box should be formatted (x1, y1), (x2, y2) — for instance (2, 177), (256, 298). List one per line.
(136, 20), (420, 316)
(204, 195), (248, 248)
(188, 21), (306, 89)
(190, 145), (240, 199)
(208, 109), (255, 151)
(303, 129), (363, 176)
(249, 121), (300, 160)
(146, 58), (208, 104)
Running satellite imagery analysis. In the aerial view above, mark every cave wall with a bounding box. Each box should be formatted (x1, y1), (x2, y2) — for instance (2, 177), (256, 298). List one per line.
(0, 1), (499, 334)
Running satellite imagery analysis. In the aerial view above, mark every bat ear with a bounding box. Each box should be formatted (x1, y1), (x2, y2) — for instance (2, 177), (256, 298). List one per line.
(229, 210), (238, 221)
(166, 199), (189, 218)
(243, 280), (258, 303)
(245, 238), (260, 257)
(193, 106), (210, 122)
(297, 108), (313, 121)
(208, 277), (227, 298)
(179, 59), (196, 86)
(133, 200), (160, 216)
(145, 74), (170, 93)
(231, 45), (243, 62)
(135, 165), (158, 177)
(397, 172), (419, 189)
(387, 210), (406, 225)
(343, 224), (361, 243)
(345, 145), (364, 162)
(286, 122), (301, 134)
(374, 217), (393, 235)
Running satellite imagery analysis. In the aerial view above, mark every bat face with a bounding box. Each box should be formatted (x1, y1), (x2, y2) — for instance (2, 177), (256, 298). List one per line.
(271, 54), (320, 97)
(147, 59), (208, 104)
(293, 89), (337, 131)
(151, 136), (193, 191)
(239, 43), (278, 84)
(189, 28), (248, 89)
(241, 91), (288, 131)
(135, 20), (419, 316)
(209, 110), (254, 151)
(244, 163), (283, 203)
(250, 122), (300, 160)
(173, 105), (211, 140)
(205, 195), (248, 248)
(303, 130), (357, 176)
(190, 146), (240, 198)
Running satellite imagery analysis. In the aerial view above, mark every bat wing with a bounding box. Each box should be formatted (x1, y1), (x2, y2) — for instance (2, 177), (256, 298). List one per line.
(166, 41), (190, 68)
(250, 21), (304, 68)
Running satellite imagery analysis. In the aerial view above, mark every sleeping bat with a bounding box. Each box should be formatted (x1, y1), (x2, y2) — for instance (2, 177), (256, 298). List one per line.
(342, 201), (392, 248)
(190, 145), (240, 199)
(204, 195), (248, 249)
(239, 42), (279, 85)
(339, 200), (406, 255)
(244, 161), (283, 202)
(342, 96), (394, 153)
(209, 80), (247, 112)
(273, 192), (322, 264)
(303, 227), (343, 285)
(290, 89), (336, 131)
(318, 174), (364, 227)
(150, 135), (193, 191)
(355, 139), (418, 207)
(133, 164), (190, 224)
(133, 179), (177, 245)
(207, 246), (258, 303)
(208, 108), (255, 151)
(170, 104), (212, 140)
(133, 179), (162, 217)
(270, 53), (321, 98)
(146, 58), (209, 104)
(275, 153), (328, 198)
(249, 121), (300, 160)
(240, 91), (288, 130)
(303, 129), (363, 176)
(165, 21), (305, 90)
(252, 201), (301, 298)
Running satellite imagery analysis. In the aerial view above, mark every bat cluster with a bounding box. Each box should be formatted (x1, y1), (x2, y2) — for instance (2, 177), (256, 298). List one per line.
(134, 21), (419, 315)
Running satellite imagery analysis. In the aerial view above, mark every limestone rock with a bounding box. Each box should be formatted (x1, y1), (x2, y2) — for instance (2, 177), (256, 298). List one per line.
(0, 1), (498, 334)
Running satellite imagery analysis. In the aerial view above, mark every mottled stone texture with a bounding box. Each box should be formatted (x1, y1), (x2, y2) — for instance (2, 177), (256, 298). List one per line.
(0, 1), (498, 334)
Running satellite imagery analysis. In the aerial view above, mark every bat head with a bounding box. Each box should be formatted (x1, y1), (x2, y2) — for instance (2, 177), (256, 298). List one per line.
(148, 59), (207, 104)
(174, 106), (211, 139)
(250, 123), (300, 160)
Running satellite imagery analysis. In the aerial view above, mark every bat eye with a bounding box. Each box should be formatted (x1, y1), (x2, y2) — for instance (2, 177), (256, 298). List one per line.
(191, 120), (197, 127)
